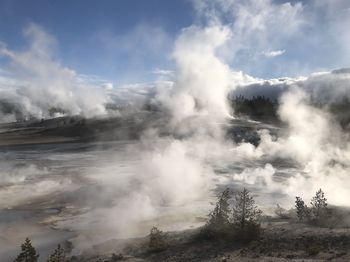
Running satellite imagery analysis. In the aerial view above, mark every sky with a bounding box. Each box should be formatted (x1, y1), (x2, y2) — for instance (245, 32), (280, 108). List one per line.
(0, 0), (193, 84)
(0, 0), (350, 85)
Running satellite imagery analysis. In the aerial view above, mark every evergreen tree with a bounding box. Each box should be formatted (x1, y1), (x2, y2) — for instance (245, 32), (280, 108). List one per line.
(310, 188), (328, 221)
(295, 196), (308, 221)
(232, 188), (261, 229)
(207, 188), (231, 231)
(14, 238), (39, 262)
(47, 244), (65, 262)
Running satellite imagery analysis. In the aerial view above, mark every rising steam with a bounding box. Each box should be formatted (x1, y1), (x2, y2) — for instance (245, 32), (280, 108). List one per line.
(0, 23), (108, 121)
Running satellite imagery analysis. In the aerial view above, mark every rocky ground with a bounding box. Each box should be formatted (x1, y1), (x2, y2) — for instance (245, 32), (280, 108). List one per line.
(70, 215), (350, 262)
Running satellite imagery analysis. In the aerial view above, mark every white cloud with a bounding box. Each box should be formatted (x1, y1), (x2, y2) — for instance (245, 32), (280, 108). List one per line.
(192, 0), (304, 62)
(152, 68), (174, 81)
(190, 0), (350, 77)
(263, 49), (285, 57)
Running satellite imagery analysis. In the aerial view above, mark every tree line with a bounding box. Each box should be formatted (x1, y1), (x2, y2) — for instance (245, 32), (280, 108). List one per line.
(230, 95), (279, 122)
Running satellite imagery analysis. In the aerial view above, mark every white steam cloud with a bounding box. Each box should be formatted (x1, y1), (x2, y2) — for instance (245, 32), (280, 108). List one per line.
(158, 25), (232, 125)
(0, 23), (108, 120)
(235, 86), (350, 206)
(59, 15), (239, 247)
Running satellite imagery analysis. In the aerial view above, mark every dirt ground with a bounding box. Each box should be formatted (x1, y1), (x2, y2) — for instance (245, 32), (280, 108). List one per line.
(71, 216), (350, 262)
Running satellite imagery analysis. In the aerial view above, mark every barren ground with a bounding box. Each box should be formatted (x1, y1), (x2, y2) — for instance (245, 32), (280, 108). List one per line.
(74, 216), (350, 262)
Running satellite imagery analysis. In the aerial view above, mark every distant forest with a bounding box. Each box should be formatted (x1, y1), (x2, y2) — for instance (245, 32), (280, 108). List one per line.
(230, 95), (279, 123)
(230, 95), (350, 129)
(327, 97), (350, 128)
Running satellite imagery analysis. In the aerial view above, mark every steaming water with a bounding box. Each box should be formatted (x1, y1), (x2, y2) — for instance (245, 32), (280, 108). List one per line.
(0, 120), (297, 260)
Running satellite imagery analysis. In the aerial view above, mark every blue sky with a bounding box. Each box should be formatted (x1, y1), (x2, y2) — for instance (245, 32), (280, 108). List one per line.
(1, 0), (350, 85)
(0, 0), (193, 84)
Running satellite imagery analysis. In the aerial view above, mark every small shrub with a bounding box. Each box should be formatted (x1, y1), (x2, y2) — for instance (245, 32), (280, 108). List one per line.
(111, 253), (123, 261)
(14, 237), (39, 262)
(306, 244), (321, 256)
(47, 244), (65, 262)
(149, 227), (166, 252)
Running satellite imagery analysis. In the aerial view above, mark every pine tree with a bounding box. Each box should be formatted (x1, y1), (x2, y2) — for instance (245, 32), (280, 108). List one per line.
(149, 227), (166, 251)
(207, 188), (231, 231)
(47, 244), (65, 262)
(232, 188), (261, 229)
(295, 196), (308, 221)
(310, 188), (328, 221)
(14, 238), (39, 262)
